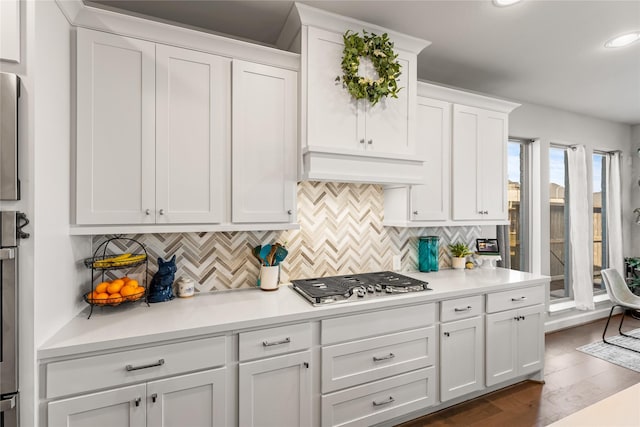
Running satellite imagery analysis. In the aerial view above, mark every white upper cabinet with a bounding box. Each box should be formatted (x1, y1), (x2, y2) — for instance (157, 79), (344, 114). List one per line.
(279, 3), (429, 185)
(306, 27), (414, 158)
(451, 105), (508, 221)
(155, 45), (229, 224)
(232, 60), (297, 223)
(77, 29), (228, 225)
(383, 82), (519, 227)
(76, 28), (156, 225)
(74, 27), (299, 232)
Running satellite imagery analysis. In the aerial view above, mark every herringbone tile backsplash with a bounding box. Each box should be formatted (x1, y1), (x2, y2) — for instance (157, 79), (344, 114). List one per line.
(94, 182), (481, 292)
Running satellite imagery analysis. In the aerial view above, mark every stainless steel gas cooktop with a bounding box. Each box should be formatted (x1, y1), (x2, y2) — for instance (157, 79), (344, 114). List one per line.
(290, 271), (431, 306)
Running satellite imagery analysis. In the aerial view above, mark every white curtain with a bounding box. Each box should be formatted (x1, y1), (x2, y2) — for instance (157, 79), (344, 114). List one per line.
(567, 145), (594, 310)
(605, 152), (624, 275)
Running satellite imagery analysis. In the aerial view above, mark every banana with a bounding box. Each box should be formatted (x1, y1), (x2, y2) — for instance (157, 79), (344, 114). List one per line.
(93, 253), (146, 268)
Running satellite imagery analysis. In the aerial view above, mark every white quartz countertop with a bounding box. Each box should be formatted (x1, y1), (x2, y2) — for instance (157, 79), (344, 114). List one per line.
(38, 268), (549, 360)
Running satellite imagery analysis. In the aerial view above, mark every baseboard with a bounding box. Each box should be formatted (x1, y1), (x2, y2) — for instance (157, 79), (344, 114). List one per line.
(545, 305), (621, 333)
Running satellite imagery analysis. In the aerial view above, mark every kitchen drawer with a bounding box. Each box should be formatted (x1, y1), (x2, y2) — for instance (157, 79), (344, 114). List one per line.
(46, 336), (226, 399)
(322, 327), (435, 393)
(486, 284), (545, 313)
(239, 322), (311, 361)
(321, 366), (436, 427)
(440, 295), (484, 322)
(322, 303), (435, 345)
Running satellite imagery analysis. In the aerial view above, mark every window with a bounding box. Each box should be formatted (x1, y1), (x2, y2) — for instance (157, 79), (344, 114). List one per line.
(549, 146), (569, 300)
(592, 152), (607, 296)
(507, 139), (530, 271)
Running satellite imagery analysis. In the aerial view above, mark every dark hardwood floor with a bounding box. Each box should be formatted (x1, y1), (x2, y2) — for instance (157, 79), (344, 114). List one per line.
(398, 313), (640, 427)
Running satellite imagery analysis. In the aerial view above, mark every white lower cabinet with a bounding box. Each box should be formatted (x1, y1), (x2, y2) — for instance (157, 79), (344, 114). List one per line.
(486, 304), (544, 387)
(439, 316), (484, 402)
(321, 367), (435, 427)
(319, 304), (437, 426)
(238, 350), (312, 427)
(48, 368), (227, 427)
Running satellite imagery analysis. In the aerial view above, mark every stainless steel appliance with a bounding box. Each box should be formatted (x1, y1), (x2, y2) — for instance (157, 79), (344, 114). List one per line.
(1, 72), (20, 201)
(291, 271), (431, 306)
(0, 211), (27, 426)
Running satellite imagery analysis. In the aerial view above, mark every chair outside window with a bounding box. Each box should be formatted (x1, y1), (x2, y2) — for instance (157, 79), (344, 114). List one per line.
(601, 268), (640, 353)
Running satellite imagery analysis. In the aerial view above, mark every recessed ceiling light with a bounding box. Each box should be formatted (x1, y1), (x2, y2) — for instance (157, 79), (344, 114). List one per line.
(605, 31), (640, 48)
(493, 0), (523, 6)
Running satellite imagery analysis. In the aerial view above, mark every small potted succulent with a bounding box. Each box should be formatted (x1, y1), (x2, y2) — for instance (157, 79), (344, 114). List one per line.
(449, 242), (472, 270)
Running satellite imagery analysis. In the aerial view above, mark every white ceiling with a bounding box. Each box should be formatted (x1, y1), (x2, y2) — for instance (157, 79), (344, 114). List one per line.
(86, 0), (640, 125)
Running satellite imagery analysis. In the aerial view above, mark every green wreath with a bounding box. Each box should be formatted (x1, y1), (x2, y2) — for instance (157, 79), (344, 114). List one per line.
(336, 30), (402, 105)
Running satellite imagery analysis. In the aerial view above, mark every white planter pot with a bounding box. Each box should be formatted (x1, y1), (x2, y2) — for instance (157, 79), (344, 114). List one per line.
(452, 257), (466, 270)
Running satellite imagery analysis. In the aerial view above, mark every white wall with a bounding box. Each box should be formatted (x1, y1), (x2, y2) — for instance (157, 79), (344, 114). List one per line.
(509, 102), (633, 330)
(34, 1), (91, 347)
(631, 124), (640, 255)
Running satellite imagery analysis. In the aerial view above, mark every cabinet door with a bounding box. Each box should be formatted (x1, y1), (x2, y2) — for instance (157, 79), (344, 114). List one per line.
(516, 305), (544, 376)
(410, 97), (451, 221)
(76, 28), (156, 225)
(232, 60), (297, 223)
(239, 351), (311, 427)
(485, 310), (517, 387)
(0, 0), (20, 62)
(364, 52), (414, 156)
(451, 104), (482, 221)
(440, 316), (484, 401)
(155, 45), (229, 224)
(479, 110), (508, 220)
(306, 26), (361, 152)
(48, 384), (146, 427)
(147, 368), (227, 427)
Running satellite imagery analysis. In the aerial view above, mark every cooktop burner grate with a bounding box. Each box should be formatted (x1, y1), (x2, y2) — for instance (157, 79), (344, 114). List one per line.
(291, 271), (431, 306)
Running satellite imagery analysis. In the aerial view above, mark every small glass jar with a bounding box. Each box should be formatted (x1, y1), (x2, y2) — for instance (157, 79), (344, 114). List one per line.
(175, 277), (195, 298)
(418, 236), (440, 272)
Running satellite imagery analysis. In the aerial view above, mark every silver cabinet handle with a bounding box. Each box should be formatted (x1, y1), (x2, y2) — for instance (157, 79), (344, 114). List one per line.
(413, 211), (419, 215)
(262, 337), (290, 347)
(367, 139), (373, 145)
(126, 358), (165, 371)
(303, 362), (309, 368)
(151, 393), (158, 403)
(159, 209), (164, 215)
(0, 396), (15, 412)
(287, 209), (292, 215)
(134, 397), (141, 407)
(0, 248), (15, 260)
(373, 353), (395, 362)
(360, 138), (366, 144)
(444, 332), (450, 337)
(372, 396), (395, 407)
(145, 209), (150, 215)
(478, 211), (484, 214)
(454, 306), (472, 312)
(511, 296), (527, 301)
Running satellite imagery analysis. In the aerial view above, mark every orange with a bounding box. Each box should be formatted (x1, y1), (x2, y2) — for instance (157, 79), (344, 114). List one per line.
(86, 291), (98, 300)
(121, 276), (132, 283)
(95, 282), (109, 294)
(94, 292), (109, 305)
(127, 279), (139, 288)
(121, 284), (140, 301)
(129, 288), (144, 301)
(107, 279), (125, 294)
(108, 293), (123, 305)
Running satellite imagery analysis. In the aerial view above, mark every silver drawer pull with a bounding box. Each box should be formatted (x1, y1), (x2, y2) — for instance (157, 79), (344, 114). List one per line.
(372, 396), (395, 407)
(0, 396), (15, 412)
(373, 353), (395, 362)
(262, 337), (291, 347)
(454, 306), (472, 312)
(126, 358), (165, 372)
(511, 296), (527, 302)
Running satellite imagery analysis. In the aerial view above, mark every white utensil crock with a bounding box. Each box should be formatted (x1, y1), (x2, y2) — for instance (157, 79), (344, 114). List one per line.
(259, 265), (280, 291)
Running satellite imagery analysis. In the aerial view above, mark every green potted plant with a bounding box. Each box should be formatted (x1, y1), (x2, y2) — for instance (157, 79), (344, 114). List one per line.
(449, 242), (472, 270)
(625, 257), (640, 296)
